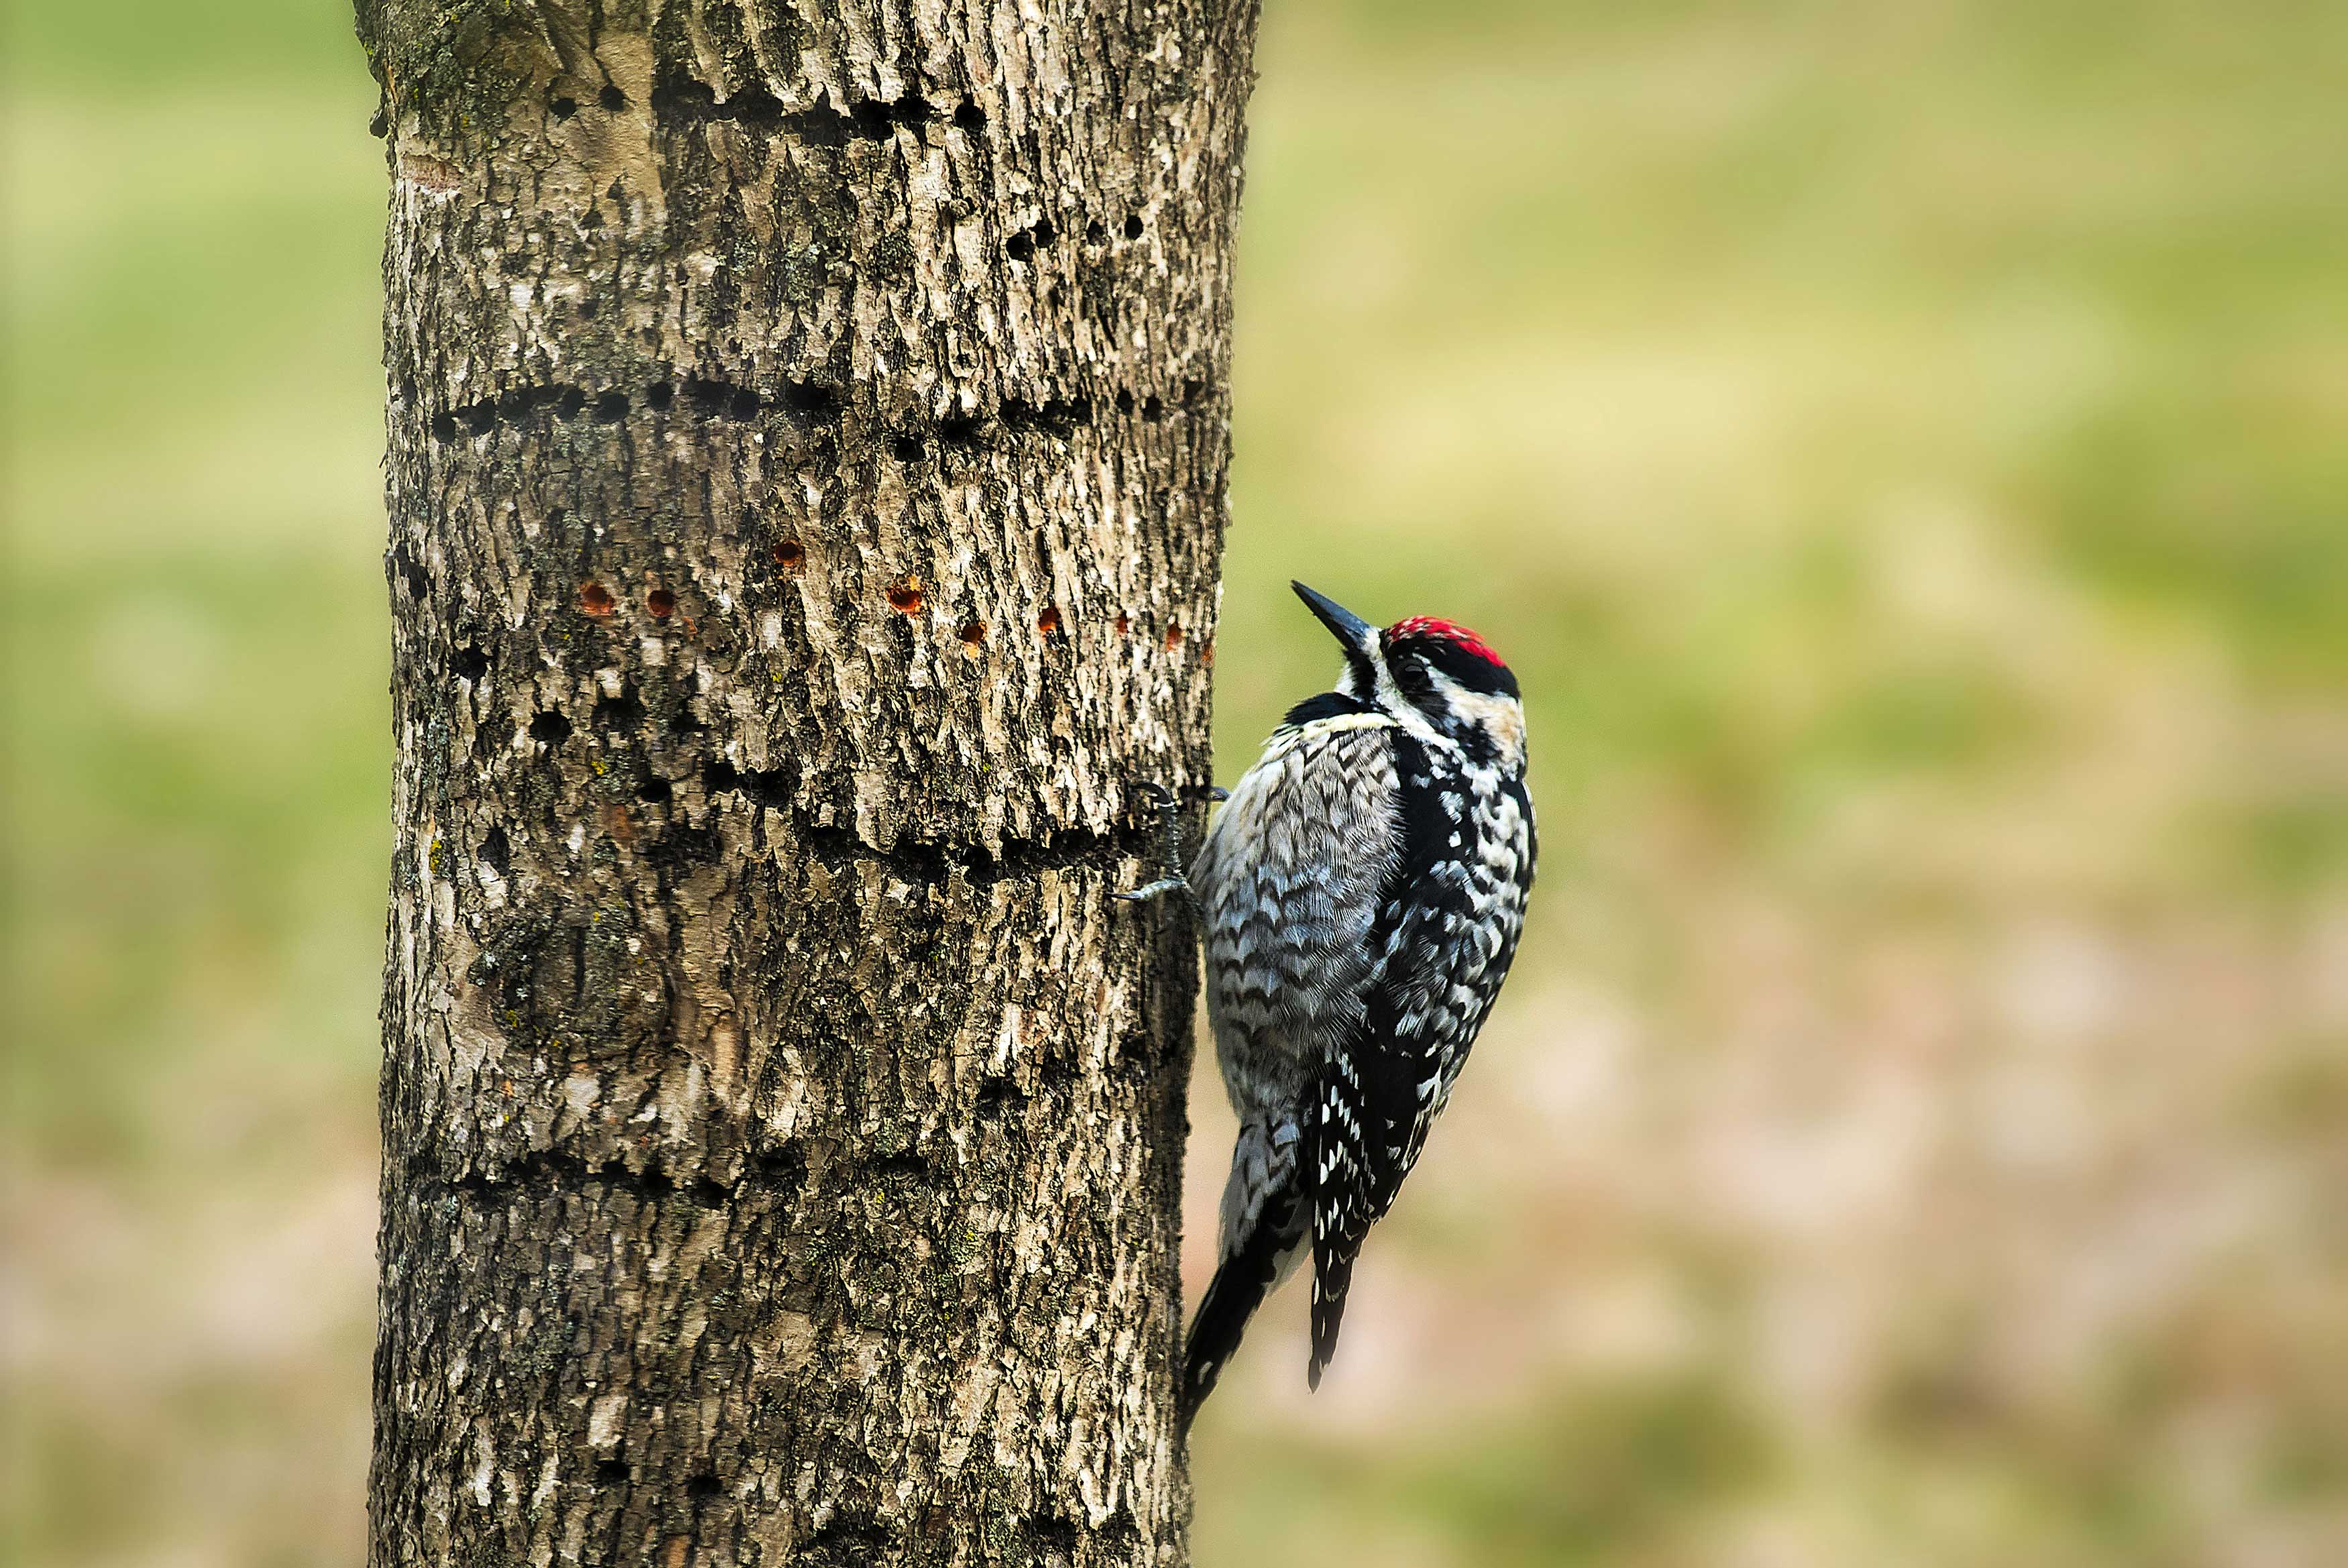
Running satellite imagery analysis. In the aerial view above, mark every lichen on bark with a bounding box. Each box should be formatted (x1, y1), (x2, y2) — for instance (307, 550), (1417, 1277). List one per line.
(361, 1), (1259, 1563)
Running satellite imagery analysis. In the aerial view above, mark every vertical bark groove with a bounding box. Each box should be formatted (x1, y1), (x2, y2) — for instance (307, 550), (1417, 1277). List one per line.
(360, 1), (1258, 1561)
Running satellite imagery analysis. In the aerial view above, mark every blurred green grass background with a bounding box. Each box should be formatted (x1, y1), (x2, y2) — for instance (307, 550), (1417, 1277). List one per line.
(8, 1), (2347, 1564)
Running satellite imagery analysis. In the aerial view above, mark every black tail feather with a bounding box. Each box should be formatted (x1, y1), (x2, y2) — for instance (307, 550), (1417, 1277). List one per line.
(1308, 1239), (1356, 1390)
(1181, 1253), (1271, 1426)
(1181, 1183), (1307, 1428)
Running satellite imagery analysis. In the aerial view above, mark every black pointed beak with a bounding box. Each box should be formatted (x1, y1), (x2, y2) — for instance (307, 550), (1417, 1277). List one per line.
(1291, 581), (1377, 657)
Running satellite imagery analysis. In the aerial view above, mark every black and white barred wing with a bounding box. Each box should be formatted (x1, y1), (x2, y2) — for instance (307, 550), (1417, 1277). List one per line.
(1308, 750), (1536, 1386)
(1191, 710), (1405, 1117)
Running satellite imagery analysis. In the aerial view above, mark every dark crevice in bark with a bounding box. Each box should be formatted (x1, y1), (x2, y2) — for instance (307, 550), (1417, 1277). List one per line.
(723, 803), (1170, 891)
(694, 749), (1183, 885)
(749, 1141), (808, 1191)
(428, 375), (842, 442)
(804, 1515), (888, 1567)
(389, 543), (429, 602)
(422, 374), (1204, 449)
(439, 1153), (723, 1208)
(974, 1075), (1031, 1117)
(1006, 217), (1056, 262)
(701, 758), (796, 809)
(870, 1149), (933, 1184)
(648, 77), (947, 144)
(433, 1143), (813, 1206)
(478, 824), (510, 879)
(1000, 394), (1093, 439)
(592, 688), (646, 731)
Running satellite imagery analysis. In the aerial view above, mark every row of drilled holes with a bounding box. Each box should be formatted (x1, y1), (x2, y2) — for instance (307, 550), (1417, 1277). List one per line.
(374, 78), (1161, 259)
(429, 379), (1205, 447)
(429, 377), (837, 443)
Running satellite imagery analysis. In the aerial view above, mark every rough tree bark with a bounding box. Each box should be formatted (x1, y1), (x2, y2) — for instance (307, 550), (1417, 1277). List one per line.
(358, 3), (1257, 1563)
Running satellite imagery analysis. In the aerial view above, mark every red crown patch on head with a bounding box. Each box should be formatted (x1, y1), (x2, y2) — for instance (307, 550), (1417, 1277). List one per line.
(1387, 616), (1505, 669)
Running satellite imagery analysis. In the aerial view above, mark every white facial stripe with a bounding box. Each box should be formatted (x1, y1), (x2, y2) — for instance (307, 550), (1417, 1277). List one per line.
(1455, 689), (1526, 765)
(1420, 667), (1528, 769)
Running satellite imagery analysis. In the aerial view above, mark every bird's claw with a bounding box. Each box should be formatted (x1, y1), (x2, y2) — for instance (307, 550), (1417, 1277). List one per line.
(1114, 779), (1210, 903)
(1113, 877), (1188, 903)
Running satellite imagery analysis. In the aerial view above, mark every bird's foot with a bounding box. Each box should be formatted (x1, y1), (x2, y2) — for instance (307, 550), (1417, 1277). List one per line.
(1114, 781), (1201, 902)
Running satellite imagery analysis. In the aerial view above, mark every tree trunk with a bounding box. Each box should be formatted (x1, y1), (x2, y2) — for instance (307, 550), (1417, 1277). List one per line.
(358, 3), (1256, 1563)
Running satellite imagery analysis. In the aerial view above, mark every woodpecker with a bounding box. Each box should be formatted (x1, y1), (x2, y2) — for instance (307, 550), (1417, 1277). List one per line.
(1122, 581), (1536, 1422)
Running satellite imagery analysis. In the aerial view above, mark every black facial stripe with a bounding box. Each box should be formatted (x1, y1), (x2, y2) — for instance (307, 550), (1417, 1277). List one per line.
(1383, 647), (1436, 706)
(1418, 638), (1517, 698)
(1283, 690), (1379, 728)
(1381, 647), (1477, 732)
